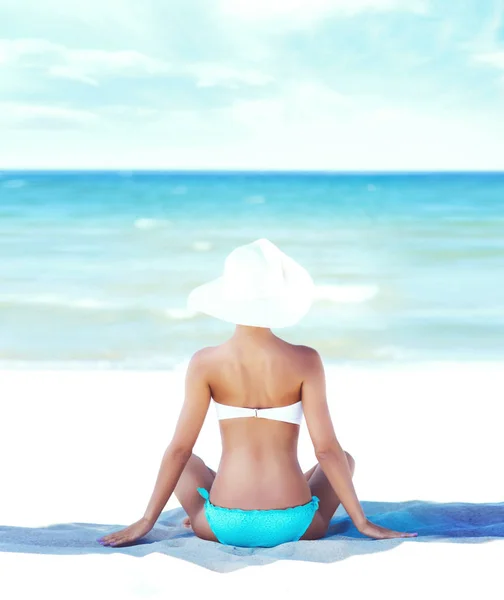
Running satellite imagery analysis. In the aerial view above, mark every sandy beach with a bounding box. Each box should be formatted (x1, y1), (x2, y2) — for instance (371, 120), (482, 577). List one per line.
(1, 363), (502, 598)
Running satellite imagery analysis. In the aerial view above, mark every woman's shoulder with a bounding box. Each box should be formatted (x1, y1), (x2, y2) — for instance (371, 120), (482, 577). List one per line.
(291, 343), (321, 360)
(289, 345), (325, 378)
(190, 342), (321, 371)
(186, 346), (220, 374)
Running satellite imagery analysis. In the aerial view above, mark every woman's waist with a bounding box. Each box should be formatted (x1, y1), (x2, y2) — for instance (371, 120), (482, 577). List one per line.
(209, 460), (313, 509)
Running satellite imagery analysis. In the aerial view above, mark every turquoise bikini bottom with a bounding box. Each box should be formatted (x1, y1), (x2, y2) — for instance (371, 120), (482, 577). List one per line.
(197, 487), (320, 548)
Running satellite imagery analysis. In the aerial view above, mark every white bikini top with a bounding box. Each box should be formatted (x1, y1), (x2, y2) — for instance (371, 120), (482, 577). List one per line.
(213, 399), (303, 425)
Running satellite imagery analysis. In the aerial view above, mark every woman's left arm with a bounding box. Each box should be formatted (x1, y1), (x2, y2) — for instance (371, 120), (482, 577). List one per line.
(97, 349), (212, 547)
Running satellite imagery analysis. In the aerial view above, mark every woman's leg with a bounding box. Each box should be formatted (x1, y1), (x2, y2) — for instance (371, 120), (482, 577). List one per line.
(300, 450), (356, 541)
(303, 464), (318, 481)
(172, 453), (218, 541)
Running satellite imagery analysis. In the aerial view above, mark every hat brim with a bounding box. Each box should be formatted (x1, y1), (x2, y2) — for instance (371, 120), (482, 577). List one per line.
(187, 254), (314, 328)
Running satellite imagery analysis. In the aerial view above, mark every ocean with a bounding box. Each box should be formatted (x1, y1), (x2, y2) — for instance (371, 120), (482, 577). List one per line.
(1, 170), (503, 370)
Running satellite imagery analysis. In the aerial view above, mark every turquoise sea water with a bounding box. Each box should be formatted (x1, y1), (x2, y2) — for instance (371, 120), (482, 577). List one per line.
(1, 171), (503, 369)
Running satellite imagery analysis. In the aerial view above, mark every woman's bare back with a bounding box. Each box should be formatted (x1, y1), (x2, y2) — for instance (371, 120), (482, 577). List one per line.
(205, 333), (314, 509)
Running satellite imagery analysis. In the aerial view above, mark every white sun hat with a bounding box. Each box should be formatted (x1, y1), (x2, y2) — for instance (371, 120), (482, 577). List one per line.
(187, 238), (315, 328)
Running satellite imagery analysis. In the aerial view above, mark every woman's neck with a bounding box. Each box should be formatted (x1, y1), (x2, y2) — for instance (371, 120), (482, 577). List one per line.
(231, 325), (276, 344)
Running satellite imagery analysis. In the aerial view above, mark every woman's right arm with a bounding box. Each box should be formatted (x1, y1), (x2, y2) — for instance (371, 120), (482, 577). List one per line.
(300, 346), (417, 539)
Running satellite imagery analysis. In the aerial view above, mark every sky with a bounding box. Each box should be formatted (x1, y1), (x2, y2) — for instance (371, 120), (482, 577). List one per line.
(1, 0), (504, 171)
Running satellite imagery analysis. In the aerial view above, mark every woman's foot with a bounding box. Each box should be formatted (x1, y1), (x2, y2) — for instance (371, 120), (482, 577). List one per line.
(183, 516), (191, 529)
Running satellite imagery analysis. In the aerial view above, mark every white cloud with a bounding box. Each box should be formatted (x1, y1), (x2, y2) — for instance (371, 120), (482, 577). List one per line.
(472, 51), (504, 69)
(97, 105), (163, 122)
(230, 81), (351, 129)
(48, 65), (99, 86)
(67, 48), (170, 75)
(192, 64), (273, 88)
(0, 39), (172, 77)
(0, 38), (59, 64)
(231, 97), (284, 127)
(286, 81), (351, 109)
(220, 0), (428, 23)
(0, 102), (99, 129)
(0, 38), (273, 89)
(0, 0), (155, 40)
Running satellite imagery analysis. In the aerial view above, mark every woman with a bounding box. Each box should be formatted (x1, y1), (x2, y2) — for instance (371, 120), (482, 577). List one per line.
(97, 238), (417, 548)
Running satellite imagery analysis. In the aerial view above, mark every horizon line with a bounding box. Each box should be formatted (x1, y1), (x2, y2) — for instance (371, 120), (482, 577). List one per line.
(2, 168), (504, 175)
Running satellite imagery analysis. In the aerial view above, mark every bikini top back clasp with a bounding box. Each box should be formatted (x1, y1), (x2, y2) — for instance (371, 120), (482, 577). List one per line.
(213, 399), (303, 425)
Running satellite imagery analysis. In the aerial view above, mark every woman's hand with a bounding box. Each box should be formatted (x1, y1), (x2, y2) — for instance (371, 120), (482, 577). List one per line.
(357, 519), (418, 540)
(97, 517), (154, 547)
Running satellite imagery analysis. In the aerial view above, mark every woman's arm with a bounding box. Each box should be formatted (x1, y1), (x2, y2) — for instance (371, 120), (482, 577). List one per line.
(97, 349), (212, 546)
(301, 347), (417, 539)
(142, 445), (192, 526)
(300, 346), (367, 529)
(143, 349), (212, 524)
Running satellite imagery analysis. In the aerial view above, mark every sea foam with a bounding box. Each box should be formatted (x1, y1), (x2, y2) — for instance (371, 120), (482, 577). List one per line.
(134, 218), (172, 230)
(164, 308), (198, 320)
(192, 241), (213, 251)
(2, 179), (26, 189)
